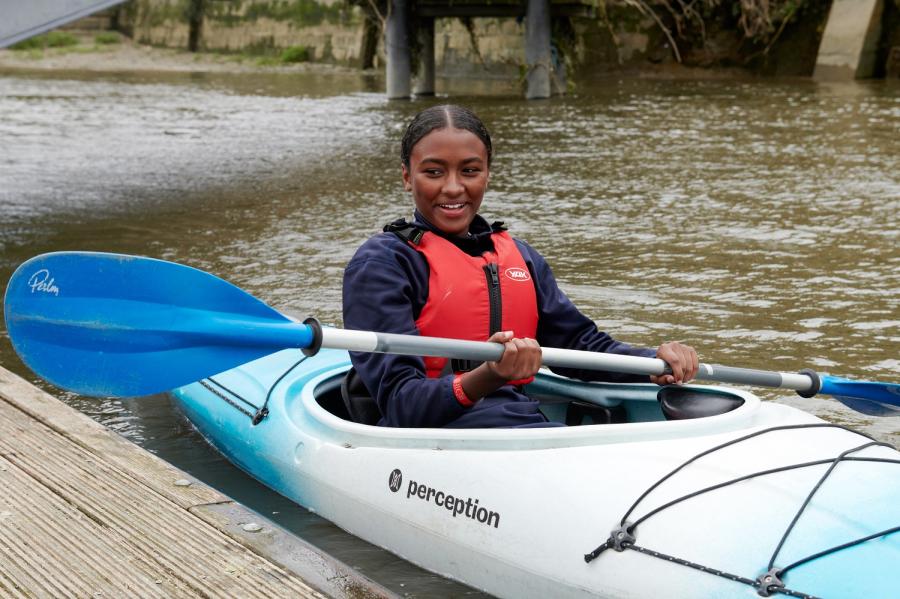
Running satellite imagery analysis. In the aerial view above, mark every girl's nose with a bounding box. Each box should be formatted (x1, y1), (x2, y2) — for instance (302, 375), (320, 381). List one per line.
(443, 174), (464, 196)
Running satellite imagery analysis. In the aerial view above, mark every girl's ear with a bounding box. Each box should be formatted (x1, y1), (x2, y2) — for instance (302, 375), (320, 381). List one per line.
(401, 164), (412, 191)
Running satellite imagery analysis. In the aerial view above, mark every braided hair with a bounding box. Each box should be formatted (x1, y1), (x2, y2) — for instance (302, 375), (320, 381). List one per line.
(400, 105), (493, 168)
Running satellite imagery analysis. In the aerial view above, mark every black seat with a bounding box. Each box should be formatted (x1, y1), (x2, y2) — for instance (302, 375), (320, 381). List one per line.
(657, 386), (744, 420)
(565, 400), (627, 425)
(340, 367), (382, 425)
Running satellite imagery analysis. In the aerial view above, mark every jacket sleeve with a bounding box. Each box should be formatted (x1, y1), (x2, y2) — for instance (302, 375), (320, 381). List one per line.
(518, 241), (658, 383)
(342, 237), (470, 428)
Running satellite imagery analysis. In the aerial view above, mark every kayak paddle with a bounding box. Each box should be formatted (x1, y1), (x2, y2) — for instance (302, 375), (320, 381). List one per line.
(3, 252), (898, 415)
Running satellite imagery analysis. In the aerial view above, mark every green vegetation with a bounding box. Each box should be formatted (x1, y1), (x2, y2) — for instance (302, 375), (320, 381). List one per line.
(279, 45), (310, 62)
(9, 37), (44, 50)
(204, 43), (312, 66)
(44, 31), (79, 47)
(94, 32), (122, 45)
(7, 29), (129, 59)
(10, 31), (79, 50)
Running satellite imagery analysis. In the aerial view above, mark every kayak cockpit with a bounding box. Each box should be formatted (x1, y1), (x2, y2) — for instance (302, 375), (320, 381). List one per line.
(200, 348), (766, 450)
(312, 364), (749, 427)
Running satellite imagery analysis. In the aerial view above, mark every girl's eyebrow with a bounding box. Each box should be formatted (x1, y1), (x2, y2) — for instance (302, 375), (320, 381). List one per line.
(419, 156), (484, 165)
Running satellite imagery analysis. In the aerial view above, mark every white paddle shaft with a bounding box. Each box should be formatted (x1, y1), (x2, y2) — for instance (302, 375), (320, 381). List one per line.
(318, 328), (816, 393)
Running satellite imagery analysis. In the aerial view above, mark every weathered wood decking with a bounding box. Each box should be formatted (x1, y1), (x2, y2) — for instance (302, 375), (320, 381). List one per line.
(0, 365), (393, 598)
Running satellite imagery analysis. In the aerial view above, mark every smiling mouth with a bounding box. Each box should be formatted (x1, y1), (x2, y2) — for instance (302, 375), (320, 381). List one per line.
(438, 203), (466, 210)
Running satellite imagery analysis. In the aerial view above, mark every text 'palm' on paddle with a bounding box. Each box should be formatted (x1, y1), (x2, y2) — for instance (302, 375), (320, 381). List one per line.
(3, 252), (898, 415)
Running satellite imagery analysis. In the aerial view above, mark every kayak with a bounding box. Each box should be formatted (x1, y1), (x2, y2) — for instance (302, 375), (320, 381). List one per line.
(5, 252), (898, 597)
(172, 347), (900, 599)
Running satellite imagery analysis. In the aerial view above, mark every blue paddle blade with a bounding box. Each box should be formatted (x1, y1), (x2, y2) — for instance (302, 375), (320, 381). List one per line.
(831, 396), (900, 417)
(820, 375), (900, 416)
(3, 252), (314, 397)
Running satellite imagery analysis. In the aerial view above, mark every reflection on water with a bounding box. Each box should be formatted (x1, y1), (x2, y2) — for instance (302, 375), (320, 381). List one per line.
(1, 67), (898, 594)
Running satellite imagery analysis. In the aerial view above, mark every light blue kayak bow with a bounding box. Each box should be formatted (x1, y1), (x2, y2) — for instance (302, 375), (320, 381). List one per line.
(4, 252), (898, 416)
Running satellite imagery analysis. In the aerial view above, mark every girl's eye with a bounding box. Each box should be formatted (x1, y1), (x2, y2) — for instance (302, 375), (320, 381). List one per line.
(424, 168), (443, 176)
(462, 168), (481, 175)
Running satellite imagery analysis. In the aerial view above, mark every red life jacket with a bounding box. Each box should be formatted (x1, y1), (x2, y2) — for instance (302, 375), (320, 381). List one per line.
(408, 229), (539, 384)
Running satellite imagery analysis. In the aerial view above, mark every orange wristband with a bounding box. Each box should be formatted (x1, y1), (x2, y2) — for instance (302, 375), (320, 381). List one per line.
(452, 374), (475, 407)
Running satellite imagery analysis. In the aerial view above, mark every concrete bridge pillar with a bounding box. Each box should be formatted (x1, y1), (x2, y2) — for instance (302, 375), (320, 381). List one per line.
(525, 0), (552, 99)
(415, 18), (436, 96)
(815, 0), (885, 79)
(386, 0), (412, 99)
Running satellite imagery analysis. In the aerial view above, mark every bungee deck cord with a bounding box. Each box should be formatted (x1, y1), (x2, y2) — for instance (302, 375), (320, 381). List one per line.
(584, 423), (900, 598)
(203, 355), (310, 425)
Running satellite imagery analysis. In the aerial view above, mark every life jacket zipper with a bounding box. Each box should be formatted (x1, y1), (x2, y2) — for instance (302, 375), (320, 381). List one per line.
(483, 262), (502, 336)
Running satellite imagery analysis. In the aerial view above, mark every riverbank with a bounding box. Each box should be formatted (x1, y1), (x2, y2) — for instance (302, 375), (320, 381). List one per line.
(0, 33), (358, 75)
(0, 32), (752, 81)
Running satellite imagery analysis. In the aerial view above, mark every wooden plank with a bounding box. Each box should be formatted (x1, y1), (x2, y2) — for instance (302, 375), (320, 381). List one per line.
(0, 366), (397, 598)
(0, 367), (224, 510)
(0, 398), (323, 598)
(0, 455), (184, 596)
(191, 502), (395, 599)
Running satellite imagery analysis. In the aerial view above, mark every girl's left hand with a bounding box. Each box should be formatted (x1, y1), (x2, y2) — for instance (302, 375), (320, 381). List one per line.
(651, 341), (698, 385)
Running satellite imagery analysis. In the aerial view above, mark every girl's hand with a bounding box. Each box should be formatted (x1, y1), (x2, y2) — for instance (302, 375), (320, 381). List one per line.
(484, 331), (542, 381)
(460, 331), (542, 402)
(651, 341), (698, 385)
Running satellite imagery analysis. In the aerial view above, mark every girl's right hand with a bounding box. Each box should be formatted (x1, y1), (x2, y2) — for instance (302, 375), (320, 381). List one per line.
(459, 331), (542, 403)
(484, 330), (542, 381)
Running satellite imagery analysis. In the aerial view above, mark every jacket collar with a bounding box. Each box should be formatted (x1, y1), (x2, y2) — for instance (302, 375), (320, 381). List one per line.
(412, 210), (502, 242)
(410, 211), (506, 255)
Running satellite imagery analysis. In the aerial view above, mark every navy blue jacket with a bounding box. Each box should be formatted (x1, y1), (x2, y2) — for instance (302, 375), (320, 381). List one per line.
(342, 213), (657, 428)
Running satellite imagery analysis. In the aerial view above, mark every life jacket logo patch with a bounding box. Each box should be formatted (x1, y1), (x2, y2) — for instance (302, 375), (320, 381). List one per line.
(504, 267), (531, 282)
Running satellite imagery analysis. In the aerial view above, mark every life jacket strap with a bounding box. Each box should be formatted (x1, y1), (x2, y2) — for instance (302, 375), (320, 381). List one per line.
(384, 219), (426, 245)
(383, 218), (508, 247)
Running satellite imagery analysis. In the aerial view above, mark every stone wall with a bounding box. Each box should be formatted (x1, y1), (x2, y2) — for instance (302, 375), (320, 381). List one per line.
(124, 0), (665, 74)
(127, 0), (364, 62)
(119, 0), (895, 78)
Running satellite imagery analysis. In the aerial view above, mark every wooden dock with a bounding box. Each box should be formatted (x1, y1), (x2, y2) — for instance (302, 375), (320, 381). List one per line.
(0, 365), (393, 598)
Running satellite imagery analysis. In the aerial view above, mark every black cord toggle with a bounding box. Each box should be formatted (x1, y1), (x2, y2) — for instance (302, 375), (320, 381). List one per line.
(583, 539), (610, 563)
(609, 523), (636, 551)
(755, 567), (785, 597)
(585, 523), (636, 563)
(252, 407), (269, 425)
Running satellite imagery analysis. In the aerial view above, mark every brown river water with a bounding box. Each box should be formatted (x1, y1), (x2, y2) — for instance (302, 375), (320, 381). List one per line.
(1, 67), (898, 596)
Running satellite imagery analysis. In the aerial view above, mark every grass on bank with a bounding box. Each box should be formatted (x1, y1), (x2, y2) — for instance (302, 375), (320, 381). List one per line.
(94, 32), (122, 45)
(10, 31), (79, 50)
(7, 32), (310, 68)
(212, 44), (312, 66)
(279, 45), (310, 63)
(7, 30), (124, 58)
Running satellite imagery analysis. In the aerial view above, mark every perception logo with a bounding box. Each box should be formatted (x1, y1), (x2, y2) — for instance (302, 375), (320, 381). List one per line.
(389, 469), (501, 528)
(388, 469), (403, 492)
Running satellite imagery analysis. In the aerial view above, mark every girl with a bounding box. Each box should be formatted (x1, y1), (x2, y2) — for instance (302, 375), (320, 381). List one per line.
(342, 105), (698, 428)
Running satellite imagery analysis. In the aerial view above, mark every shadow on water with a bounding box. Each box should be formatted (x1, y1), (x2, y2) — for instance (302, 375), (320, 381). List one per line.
(1, 66), (898, 595)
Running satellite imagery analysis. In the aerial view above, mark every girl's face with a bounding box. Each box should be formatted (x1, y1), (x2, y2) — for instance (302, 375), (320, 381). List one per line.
(401, 127), (490, 236)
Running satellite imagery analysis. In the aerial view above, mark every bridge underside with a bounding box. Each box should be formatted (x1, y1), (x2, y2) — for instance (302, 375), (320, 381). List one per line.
(416, 0), (595, 18)
(388, 0), (594, 100)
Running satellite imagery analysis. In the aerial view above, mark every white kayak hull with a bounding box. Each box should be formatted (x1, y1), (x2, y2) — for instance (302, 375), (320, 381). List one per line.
(173, 348), (900, 598)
